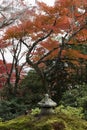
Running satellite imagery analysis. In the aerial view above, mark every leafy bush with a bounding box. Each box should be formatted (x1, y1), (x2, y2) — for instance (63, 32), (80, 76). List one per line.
(60, 83), (87, 120)
(0, 70), (45, 121)
(31, 108), (41, 115)
(55, 105), (84, 119)
(0, 98), (30, 121)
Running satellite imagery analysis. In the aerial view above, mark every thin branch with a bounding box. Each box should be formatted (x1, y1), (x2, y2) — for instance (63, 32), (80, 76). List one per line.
(0, 49), (9, 75)
(37, 46), (58, 65)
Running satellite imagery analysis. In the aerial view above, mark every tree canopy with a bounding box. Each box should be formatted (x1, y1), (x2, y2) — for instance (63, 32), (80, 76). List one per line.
(0, 0), (87, 95)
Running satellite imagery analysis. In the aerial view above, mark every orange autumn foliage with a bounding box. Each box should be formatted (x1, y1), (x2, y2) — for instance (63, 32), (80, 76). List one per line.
(2, 0), (87, 70)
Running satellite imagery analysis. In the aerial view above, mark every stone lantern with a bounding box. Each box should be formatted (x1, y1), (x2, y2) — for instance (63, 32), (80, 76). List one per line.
(38, 94), (57, 115)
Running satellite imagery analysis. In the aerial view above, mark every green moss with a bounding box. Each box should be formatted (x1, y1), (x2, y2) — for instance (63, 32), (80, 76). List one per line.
(0, 107), (87, 130)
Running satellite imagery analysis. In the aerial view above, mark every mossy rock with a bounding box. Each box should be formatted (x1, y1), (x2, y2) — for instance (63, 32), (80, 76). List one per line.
(0, 109), (87, 130)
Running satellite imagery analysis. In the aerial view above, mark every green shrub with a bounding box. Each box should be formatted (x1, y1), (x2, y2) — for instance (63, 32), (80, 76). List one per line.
(31, 108), (41, 115)
(55, 105), (84, 119)
(0, 109), (87, 130)
(0, 98), (30, 121)
(60, 83), (87, 120)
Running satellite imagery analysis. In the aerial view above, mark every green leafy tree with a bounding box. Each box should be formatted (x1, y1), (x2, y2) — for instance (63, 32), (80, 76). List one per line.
(19, 70), (45, 107)
(60, 83), (87, 119)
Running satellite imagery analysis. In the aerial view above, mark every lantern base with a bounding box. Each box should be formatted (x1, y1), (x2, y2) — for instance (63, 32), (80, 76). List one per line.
(40, 107), (55, 115)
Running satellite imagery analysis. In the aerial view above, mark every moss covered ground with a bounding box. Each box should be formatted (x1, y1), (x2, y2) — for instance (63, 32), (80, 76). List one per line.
(0, 106), (87, 130)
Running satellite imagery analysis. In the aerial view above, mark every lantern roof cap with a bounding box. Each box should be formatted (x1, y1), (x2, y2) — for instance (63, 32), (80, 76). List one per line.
(38, 94), (57, 108)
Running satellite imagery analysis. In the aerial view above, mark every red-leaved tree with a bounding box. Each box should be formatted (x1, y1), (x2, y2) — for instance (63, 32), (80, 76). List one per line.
(0, 0), (29, 97)
(2, 0), (87, 96)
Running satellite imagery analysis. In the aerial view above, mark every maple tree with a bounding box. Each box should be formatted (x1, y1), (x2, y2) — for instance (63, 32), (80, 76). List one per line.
(2, 0), (87, 96)
(0, 0), (27, 29)
(0, 0), (29, 97)
(0, 39), (27, 97)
